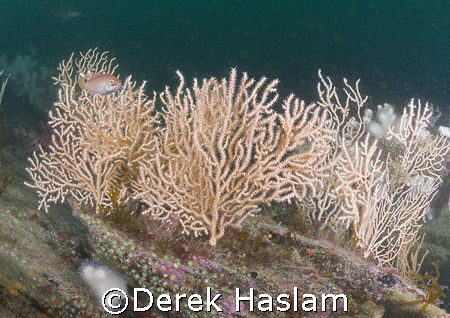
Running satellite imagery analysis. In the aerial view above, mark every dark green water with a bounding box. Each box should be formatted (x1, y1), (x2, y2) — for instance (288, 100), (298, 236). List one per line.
(2, 0), (450, 107)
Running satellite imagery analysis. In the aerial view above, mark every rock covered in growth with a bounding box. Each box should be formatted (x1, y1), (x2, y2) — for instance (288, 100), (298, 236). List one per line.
(80, 212), (448, 317)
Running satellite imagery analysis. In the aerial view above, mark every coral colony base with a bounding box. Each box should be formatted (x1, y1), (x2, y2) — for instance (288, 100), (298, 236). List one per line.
(23, 49), (450, 311)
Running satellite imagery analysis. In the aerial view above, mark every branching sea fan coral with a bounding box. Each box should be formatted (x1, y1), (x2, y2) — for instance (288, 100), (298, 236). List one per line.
(134, 69), (332, 245)
(25, 49), (159, 213)
(305, 73), (450, 269)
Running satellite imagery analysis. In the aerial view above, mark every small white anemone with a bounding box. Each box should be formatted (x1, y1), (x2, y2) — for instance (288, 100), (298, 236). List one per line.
(80, 262), (127, 310)
(366, 103), (398, 139)
(438, 126), (450, 139)
(377, 103), (397, 129)
(367, 121), (384, 139)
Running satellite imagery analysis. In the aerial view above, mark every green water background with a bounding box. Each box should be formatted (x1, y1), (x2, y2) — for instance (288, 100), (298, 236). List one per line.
(2, 0), (450, 110)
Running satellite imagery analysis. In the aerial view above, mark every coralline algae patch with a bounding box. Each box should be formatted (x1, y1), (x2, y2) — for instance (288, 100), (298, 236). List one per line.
(79, 213), (262, 316)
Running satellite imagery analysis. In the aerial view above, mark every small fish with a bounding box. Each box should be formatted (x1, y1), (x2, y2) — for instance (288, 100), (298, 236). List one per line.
(52, 2), (82, 19)
(78, 72), (122, 95)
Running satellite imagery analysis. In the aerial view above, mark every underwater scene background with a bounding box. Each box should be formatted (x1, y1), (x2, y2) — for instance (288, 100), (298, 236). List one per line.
(3, 0), (450, 106)
(1, 0), (450, 317)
